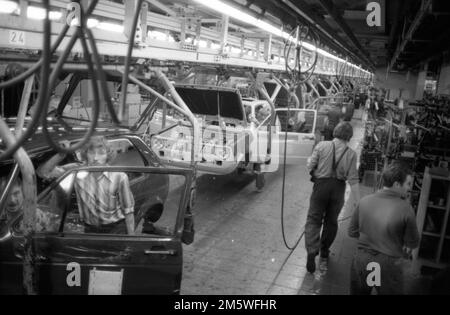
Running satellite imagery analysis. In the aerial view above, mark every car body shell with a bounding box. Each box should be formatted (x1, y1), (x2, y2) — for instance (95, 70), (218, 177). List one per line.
(0, 128), (193, 295)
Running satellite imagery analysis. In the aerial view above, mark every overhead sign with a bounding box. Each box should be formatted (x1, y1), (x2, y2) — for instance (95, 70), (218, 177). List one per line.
(9, 30), (25, 46)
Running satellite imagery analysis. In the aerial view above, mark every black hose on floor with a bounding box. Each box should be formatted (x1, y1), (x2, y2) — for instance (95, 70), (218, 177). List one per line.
(279, 97), (354, 251)
(280, 97), (304, 251)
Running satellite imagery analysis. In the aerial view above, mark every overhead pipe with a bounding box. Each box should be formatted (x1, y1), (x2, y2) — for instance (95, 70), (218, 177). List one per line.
(389, 0), (432, 72)
(279, 0), (373, 71)
(316, 0), (376, 69)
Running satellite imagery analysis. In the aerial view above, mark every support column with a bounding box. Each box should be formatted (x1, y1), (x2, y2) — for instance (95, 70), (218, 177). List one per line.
(415, 63), (428, 100)
(437, 54), (450, 95)
(219, 15), (229, 55)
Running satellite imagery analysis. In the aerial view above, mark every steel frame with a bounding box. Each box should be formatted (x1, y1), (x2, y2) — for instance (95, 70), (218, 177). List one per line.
(0, 0), (371, 79)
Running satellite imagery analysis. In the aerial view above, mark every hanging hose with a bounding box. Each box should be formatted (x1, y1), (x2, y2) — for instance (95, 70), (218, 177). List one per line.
(41, 28), (100, 154)
(0, 0), (51, 162)
(119, 0), (145, 121)
(278, 92), (354, 251)
(0, 0), (99, 91)
(0, 0), (138, 157)
(283, 24), (319, 87)
(83, 27), (120, 125)
(279, 23), (319, 250)
(0, 0), (102, 161)
(280, 94), (304, 250)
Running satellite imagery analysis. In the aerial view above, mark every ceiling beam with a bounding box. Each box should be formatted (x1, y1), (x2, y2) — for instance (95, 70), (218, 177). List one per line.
(277, 0), (373, 70)
(408, 28), (450, 66)
(387, 0), (406, 51)
(316, 0), (375, 69)
(146, 0), (177, 16)
(389, 0), (432, 72)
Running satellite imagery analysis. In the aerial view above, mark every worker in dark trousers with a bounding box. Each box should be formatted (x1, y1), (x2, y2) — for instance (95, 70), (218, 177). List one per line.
(305, 122), (360, 273)
(348, 162), (420, 295)
(323, 103), (343, 141)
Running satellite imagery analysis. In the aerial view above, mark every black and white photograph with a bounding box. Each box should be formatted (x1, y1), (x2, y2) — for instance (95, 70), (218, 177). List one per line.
(0, 0), (449, 299)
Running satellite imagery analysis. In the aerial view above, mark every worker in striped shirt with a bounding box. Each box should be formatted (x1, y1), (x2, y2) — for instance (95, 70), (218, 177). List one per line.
(37, 136), (135, 235)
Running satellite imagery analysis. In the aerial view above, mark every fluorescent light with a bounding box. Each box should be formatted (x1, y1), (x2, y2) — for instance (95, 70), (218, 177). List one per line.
(69, 18), (98, 28)
(148, 30), (167, 41)
(256, 20), (283, 37)
(194, 0), (258, 25)
(27, 6), (62, 20)
(193, 0), (372, 75)
(0, 0), (18, 14)
(87, 18), (99, 28)
(231, 47), (241, 54)
(302, 41), (316, 52)
(97, 21), (124, 33)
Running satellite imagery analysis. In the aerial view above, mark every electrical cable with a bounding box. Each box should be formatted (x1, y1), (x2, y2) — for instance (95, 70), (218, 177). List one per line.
(0, 0), (101, 161)
(280, 98), (298, 250)
(119, 0), (144, 120)
(279, 23), (320, 250)
(0, 0), (51, 161)
(0, 0), (98, 91)
(283, 24), (319, 87)
(269, 200), (354, 293)
(83, 27), (120, 125)
(41, 10), (101, 154)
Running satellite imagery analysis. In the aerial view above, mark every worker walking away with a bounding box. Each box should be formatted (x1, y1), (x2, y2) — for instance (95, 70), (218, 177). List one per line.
(305, 122), (360, 273)
(323, 102), (343, 141)
(348, 162), (420, 295)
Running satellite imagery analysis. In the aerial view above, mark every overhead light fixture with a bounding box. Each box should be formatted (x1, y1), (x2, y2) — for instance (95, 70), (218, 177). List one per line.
(87, 18), (99, 28)
(27, 6), (62, 20)
(230, 47), (241, 54)
(69, 18), (99, 28)
(0, 0), (18, 14)
(193, 0), (371, 75)
(148, 30), (167, 41)
(97, 21), (124, 33)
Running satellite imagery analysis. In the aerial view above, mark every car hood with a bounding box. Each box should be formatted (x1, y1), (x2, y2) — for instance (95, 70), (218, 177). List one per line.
(175, 85), (245, 121)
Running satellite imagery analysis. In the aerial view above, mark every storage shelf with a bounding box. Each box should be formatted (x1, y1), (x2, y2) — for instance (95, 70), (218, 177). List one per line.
(414, 167), (450, 271)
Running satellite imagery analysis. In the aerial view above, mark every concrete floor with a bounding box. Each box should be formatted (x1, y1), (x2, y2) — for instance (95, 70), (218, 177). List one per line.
(181, 115), (371, 295)
(180, 113), (437, 295)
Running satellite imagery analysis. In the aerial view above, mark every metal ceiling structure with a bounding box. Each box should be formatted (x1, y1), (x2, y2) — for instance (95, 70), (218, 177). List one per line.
(0, 0), (373, 79)
(252, 0), (450, 74)
(1, 0), (450, 76)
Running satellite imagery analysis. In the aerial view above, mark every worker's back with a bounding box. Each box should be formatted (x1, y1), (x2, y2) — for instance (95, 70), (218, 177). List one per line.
(352, 189), (420, 258)
(327, 105), (342, 129)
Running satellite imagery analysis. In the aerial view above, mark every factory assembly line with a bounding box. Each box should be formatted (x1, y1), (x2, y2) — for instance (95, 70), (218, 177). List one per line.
(0, 0), (411, 297)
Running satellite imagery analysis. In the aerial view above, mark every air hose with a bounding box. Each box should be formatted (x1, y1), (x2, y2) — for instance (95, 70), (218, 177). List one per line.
(279, 94), (353, 251)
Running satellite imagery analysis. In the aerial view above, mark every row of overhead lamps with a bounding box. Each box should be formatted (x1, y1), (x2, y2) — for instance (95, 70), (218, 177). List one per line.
(0, 0), (124, 32)
(0, 0), (371, 77)
(193, 0), (372, 76)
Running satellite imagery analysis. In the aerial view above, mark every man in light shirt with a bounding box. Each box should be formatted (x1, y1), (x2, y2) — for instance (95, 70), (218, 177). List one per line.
(305, 122), (360, 273)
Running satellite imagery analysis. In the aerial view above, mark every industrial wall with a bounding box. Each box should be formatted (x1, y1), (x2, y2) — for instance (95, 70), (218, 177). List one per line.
(374, 68), (419, 101)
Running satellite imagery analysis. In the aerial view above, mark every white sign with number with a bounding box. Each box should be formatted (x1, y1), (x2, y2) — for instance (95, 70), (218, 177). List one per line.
(9, 30), (25, 46)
